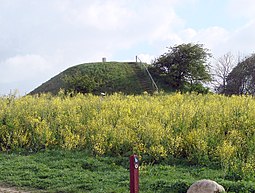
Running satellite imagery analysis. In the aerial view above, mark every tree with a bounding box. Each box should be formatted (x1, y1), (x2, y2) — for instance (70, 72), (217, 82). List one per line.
(63, 71), (98, 93)
(152, 43), (212, 93)
(213, 52), (236, 94)
(225, 54), (255, 95)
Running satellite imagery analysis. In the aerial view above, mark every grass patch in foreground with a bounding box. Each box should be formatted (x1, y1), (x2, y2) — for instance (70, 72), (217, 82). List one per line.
(0, 150), (254, 193)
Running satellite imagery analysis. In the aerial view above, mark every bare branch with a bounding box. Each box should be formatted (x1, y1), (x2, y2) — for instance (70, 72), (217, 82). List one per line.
(212, 52), (236, 94)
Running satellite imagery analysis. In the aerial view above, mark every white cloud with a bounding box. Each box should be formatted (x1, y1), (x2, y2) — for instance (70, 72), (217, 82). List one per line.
(192, 27), (230, 55)
(1, 0), (255, 95)
(224, 20), (255, 55)
(136, 3), (184, 43)
(137, 54), (156, 64)
(0, 54), (50, 83)
(84, 2), (133, 30)
(181, 28), (197, 39)
(228, 0), (255, 19)
(58, 1), (134, 30)
(54, 0), (184, 40)
(161, 26), (230, 57)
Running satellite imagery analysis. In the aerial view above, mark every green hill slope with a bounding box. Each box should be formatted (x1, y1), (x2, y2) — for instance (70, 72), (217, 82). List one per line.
(30, 61), (157, 95)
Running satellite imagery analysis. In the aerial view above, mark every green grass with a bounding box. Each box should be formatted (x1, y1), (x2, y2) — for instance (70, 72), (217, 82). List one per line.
(30, 62), (155, 95)
(0, 150), (129, 193)
(0, 150), (254, 193)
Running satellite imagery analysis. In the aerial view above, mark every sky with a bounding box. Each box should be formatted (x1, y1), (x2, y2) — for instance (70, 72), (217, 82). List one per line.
(1, 0), (255, 95)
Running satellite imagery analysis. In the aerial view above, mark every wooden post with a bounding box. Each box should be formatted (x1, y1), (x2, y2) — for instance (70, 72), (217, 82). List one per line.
(130, 154), (139, 193)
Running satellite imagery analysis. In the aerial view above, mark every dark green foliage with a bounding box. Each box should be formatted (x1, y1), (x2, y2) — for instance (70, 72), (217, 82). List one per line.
(181, 82), (210, 94)
(150, 180), (189, 193)
(222, 180), (255, 193)
(226, 54), (255, 95)
(152, 43), (212, 93)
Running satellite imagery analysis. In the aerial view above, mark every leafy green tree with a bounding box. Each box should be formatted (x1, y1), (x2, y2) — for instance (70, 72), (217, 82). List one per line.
(63, 71), (98, 93)
(226, 54), (255, 95)
(152, 43), (212, 92)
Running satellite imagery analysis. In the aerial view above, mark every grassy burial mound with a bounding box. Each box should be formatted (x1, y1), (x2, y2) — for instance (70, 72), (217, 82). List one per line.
(30, 62), (156, 95)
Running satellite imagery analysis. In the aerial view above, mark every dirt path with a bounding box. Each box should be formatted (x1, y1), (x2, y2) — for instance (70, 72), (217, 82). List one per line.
(0, 186), (31, 193)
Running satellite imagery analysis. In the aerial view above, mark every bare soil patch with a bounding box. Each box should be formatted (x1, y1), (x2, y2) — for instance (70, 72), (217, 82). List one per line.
(0, 185), (31, 193)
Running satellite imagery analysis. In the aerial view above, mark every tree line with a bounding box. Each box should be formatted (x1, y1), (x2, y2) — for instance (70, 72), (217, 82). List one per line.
(150, 43), (255, 95)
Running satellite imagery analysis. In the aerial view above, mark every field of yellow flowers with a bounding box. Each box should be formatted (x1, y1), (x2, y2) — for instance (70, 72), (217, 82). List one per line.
(0, 92), (255, 179)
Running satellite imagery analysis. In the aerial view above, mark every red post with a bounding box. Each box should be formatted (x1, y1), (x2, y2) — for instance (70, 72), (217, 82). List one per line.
(130, 154), (139, 193)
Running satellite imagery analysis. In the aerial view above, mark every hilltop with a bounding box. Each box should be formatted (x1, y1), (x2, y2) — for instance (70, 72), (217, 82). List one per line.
(30, 61), (160, 95)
